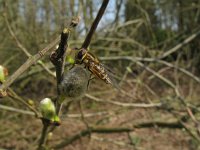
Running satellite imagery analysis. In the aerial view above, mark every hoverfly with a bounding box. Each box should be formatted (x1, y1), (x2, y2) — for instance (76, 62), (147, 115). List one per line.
(74, 48), (112, 85)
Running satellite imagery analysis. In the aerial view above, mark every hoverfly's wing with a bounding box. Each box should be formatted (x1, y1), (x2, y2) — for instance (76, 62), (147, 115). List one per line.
(100, 63), (121, 90)
(107, 71), (121, 90)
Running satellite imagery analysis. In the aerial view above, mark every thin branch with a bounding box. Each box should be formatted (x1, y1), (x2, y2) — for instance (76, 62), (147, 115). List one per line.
(3, 12), (31, 57)
(0, 36), (60, 92)
(37, 121), (49, 150)
(50, 29), (70, 87)
(159, 30), (200, 59)
(7, 88), (40, 117)
(62, 111), (109, 118)
(37, 17), (80, 150)
(53, 120), (185, 149)
(157, 60), (200, 84)
(0, 104), (35, 115)
(92, 135), (133, 148)
(81, 0), (109, 49)
(100, 56), (200, 137)
(135, 61), (176, 89)
(3, 1), (55, 78)
(85, 94), (162, 108)
(99, 29), (200, 62)
(37, 61), (56, 77)
(0, 106), (109, 118)
(53, 127), (133, 149)
(100, 56), (200, 84)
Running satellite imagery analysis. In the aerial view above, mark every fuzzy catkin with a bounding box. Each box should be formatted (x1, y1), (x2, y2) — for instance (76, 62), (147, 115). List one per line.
(59, 66), (90, 100)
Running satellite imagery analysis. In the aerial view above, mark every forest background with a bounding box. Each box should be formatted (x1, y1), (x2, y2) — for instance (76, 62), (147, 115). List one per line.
(0, 0), (200, 149)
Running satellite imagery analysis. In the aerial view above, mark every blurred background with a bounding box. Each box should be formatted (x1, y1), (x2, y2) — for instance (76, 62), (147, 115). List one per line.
(0, 0), (200, 149)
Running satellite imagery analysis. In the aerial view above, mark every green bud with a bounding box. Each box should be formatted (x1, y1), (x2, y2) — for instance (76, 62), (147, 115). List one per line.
(126, 66), (132, 73)
(66, 56), (75, 64)
(53, 115), (61, 126)
(39, 98), (56, 121)
(0, 65), (8, 83)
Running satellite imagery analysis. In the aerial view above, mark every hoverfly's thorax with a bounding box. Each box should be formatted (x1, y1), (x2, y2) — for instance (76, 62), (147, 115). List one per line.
(74, 48), (112, 85)
(75, 48), (87, 64)
(82, 53), (87, 61)
(83, 58), (89, 64)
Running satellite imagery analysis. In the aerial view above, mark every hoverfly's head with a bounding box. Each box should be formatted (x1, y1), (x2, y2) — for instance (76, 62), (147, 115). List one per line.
(75, 48), (87, 64)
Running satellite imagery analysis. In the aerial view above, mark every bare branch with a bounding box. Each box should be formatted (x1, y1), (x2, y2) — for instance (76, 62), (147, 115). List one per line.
(159, 30), (200, 59)
(37, 17), (80, 150)
(81, 0), (109, 49)
(85, 94), (162, 108)
(0, 104), (35, 115)
(0, 36), (60, 92)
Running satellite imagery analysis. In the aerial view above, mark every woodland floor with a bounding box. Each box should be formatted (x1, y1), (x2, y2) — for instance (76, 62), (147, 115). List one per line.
(0, 74), (199, 150)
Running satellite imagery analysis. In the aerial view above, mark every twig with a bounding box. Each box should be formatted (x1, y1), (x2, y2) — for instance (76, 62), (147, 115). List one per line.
(135, 61), (176, 89)
(50, 18), (80, 114)
(0, 106), (109, 118)
(100, 55), (200, 139)
(53, 120), (186, 149)
(47, 0), (109, 144)
(138, 61), (200, 142)
(81, 0), (109, 49)
(7, 88), (40, 117)
(16, 62), (58, 82)
(97, 37), (147, 50)
(37, 17), (80, 150)
(37, 121), (49, 150)
(99, 28), (200, 62)
(92, 135), (132, 148)
(78, 100), (91, 133)
(53, 127), (133, 149)
(50, 29), (70, 88)
(159, 30), (200, 59)
(133, 121), (183, 128)
(0, 36), (60, 92)
(0, 104), (34, 115)
(168, 109), (200, 143)
(133, 62), (200, 134)
(156, 60), (200, 84)
(62, 111), (109, 118)
(3, 12), (31, 57)
(100, 56), (200, 85)
(85, 94), (162, 108)
(111, 19), (143, 31)
(3, 1), (55, 77)
(37, 61), (56, 77)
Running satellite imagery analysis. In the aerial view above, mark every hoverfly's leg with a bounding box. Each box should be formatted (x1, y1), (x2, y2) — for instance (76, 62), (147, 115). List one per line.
(87, 74), (95, 90)
(69, 63), (75, 70)
(78, 100), (92, 139)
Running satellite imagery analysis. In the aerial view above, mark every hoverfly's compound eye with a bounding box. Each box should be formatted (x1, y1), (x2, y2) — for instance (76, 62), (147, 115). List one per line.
(77, 51), (83, 60)
(75, 48), (87, 64)
(77, 49), (87, 59)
